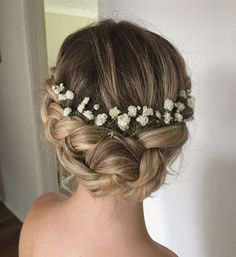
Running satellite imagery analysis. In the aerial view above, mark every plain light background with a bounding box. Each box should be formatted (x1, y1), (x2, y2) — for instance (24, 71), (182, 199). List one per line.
(99, 1), (236, 257)
(0, 0), (47, 220)
(0, 1), (235, 257)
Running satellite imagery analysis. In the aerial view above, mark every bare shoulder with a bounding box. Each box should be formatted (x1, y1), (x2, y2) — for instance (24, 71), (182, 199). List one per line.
(151, 240), (179, 257)
(18, 192), (66, 257)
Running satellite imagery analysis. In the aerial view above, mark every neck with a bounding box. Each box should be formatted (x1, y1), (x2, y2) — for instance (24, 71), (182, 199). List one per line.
(61, 183), (152, 244)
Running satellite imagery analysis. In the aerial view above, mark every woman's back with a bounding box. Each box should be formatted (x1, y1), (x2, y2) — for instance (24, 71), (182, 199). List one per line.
(19, 192), (178, 257)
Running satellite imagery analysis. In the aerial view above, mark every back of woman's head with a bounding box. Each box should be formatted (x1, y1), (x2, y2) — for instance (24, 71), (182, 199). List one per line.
(40, 18), (194, 202)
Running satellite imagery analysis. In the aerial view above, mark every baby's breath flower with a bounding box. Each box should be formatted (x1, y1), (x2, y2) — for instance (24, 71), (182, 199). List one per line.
(175, 102), (185, 111)
(52, 85), (60, 95)
(174, 112), (183, 122)
(59, 83), (65, 92)
(127, 105), (137, 117)
(82, 97), (90, 105)
(93, 104), (100, 110)
(164, 99), (174, 112)
(109, 107), (121, 119)
(65, 90), (74, 100)
(52, 83), (65, 95)
(179, 89), (187, 98)
(83, 110), (94, 120)
(95, 113), (108, 126)
(163, 111), (173, 124)
(137, 106), (141, 110)
(142, 106), (154, 116)
(136, 115), (149, 126)
(63, 107), (72, 117)
(117, 113), (130, 131)
(155, 110), (162, 119)
(58, 93), (67, 101)
(77, 103), (85, 113)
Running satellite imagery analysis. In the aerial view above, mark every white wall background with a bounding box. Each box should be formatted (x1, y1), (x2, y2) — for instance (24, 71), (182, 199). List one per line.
(99, 1), (236, 257)
(0, 0), (58, 221)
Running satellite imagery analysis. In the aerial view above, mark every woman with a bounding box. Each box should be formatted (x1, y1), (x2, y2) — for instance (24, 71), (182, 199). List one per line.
(19, 18), (194, 257)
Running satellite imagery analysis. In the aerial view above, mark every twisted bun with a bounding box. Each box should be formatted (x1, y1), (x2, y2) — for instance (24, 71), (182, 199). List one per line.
(40, 19), (191, 202)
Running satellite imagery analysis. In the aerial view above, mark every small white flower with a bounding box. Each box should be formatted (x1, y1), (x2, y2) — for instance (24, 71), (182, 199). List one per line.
(136, 115), (149, 126)
(175, 102), (185, 111)
(164, 99), (174, 112)
(95, 113), (108, 126)
(93, 104), (100, 110)
(77, 103), (85, 113)
(58, 93), (67, 101)
(187, 97), (194, 108)
(82, 96), (90, 105)
(142, 106), (154, 116)
(52, 84), (65, 94)
(109, 107), (121, 119)
(117, 113), (131, 131)
(137, 106), (141, 110)
(174, 112), (183, 122)
(77, 97), (90, 113)
(65, 90), (74, 100)
(63, 107), (72, 117)
(179, 89), (187, 98)
(127, 105), (137, 117)
(52, 85), (61, 95)
(155, 110), (162, 119)
(59, 83), (65, 92)
(83, 110), (94, 120)
(163, 111), (173, 124)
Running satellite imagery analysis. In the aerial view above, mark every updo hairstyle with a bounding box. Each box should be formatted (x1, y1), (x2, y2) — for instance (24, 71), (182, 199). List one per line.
(40, 19), (191, 202)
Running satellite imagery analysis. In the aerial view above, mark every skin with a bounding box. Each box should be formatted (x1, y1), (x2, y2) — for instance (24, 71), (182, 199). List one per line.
(19, 183), (178, 257)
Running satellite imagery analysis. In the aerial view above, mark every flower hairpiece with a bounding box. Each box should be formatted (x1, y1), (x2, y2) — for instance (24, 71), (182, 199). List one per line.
(51, 83), (195, 138)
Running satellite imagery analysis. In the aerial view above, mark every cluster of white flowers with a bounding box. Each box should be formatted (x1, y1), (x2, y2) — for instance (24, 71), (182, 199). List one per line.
(83, 110), (94, 120)
(77, 96), (90, 113)
(109, 107), (121, 119)
(63, 107), (72, 117)
(52, 83), (64, 94)
(174, 110), (183, 122)
(179, 89), (187, 98)
(51, 84), (194, 134)
(164, 98), (175, 112)
(52, 83), (74, 102)
(163, 111), (173, 124)
(127, 105), (137, 117)
(142, 106), (154, 116)
(175, 101), (185, 111)
(136, 115), (149, 126)
(95, 113), (108, 126)
(179, 88), (194, 109)
(117, 113), (131, 131)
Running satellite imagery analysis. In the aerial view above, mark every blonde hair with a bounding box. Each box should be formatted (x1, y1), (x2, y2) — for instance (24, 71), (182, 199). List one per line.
(40, 19), (191, 202)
